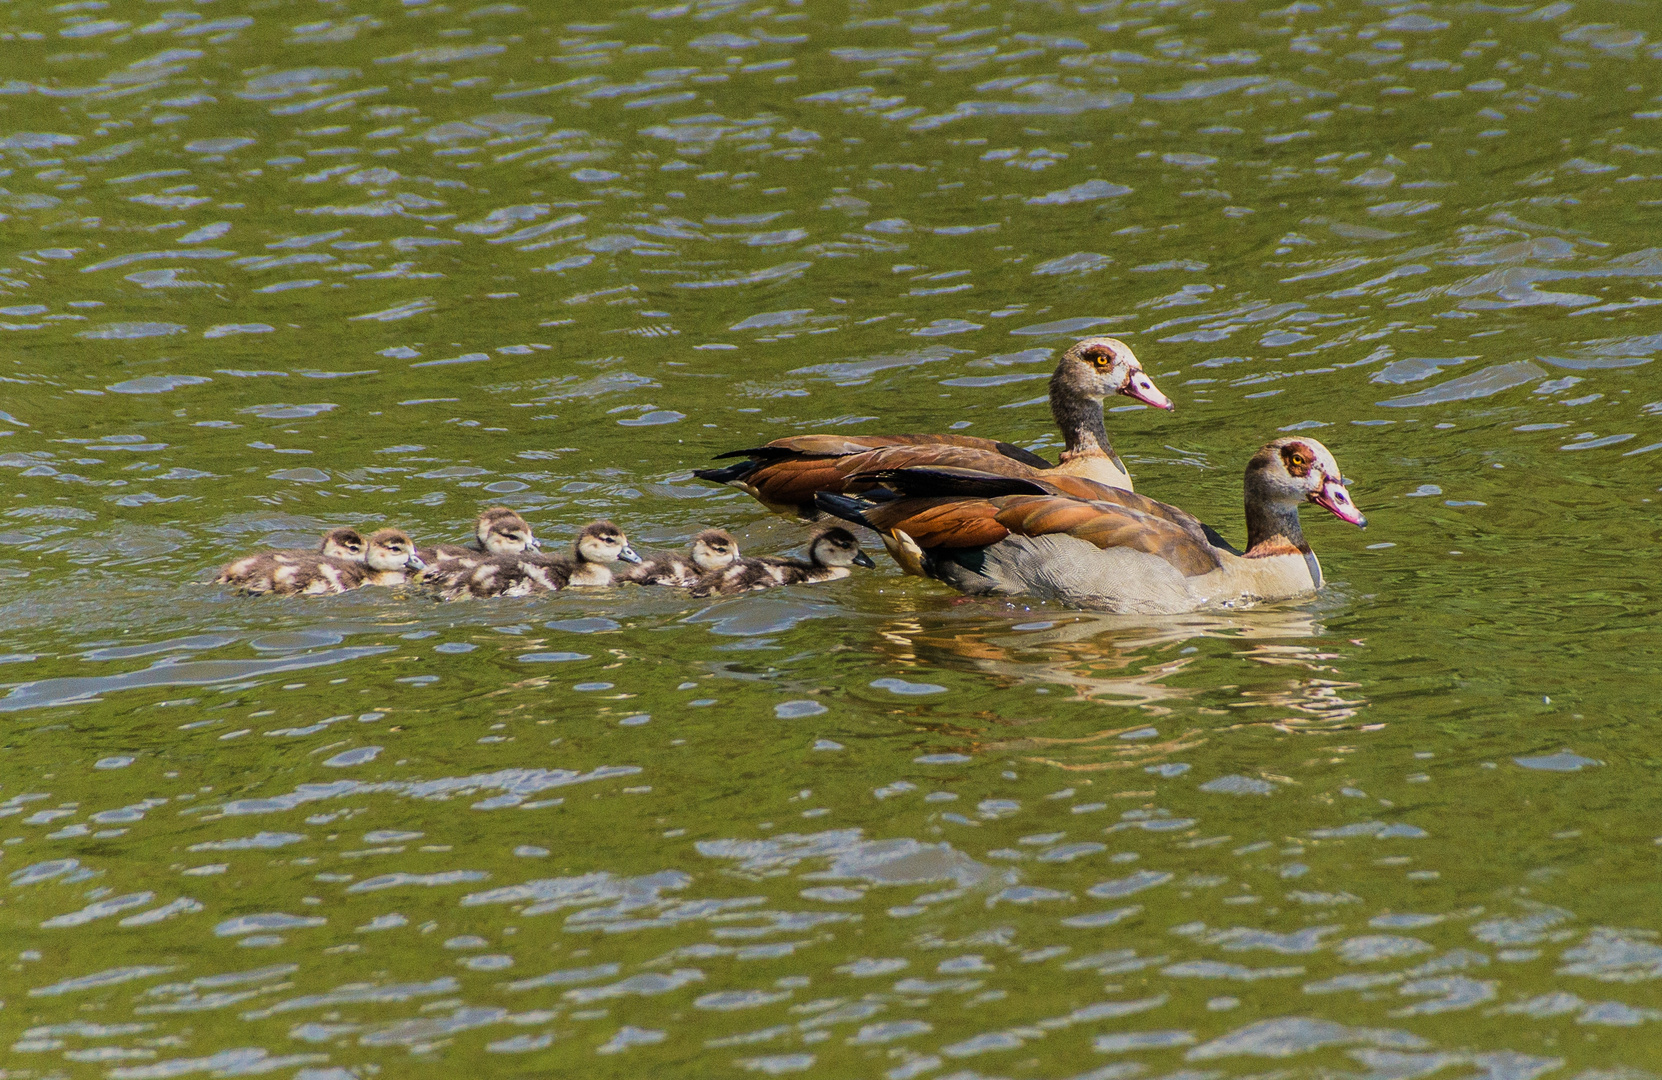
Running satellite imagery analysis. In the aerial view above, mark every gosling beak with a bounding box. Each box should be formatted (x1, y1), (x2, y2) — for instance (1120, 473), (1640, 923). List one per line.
(853, 550), (877, 569)
(1311, 475), (1367, 528)
(618, 544), (643, 564)
(1123, 370), (1174, 411)
(527, 536), (542, 550)
(407, 553), (427, 570)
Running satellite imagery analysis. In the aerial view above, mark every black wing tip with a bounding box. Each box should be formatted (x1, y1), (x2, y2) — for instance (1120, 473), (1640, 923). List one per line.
(813, 491), (876, 526)
(993, 441), (1055, 470)
(693, 461), (759, 484)
(1199, 522), (1242, 556)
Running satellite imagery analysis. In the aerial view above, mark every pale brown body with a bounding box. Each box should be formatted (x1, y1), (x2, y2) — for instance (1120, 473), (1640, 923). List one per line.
(815, 439), (1365, 614)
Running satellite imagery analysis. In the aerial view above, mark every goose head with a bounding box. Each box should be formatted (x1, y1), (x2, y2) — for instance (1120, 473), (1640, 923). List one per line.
(1055, 336), (1173, 411)
(476, 509), (538, 555)
(365, 529), (426, 571)
(690, 529), (740, 572)
(1250, 438), (1366, 528)
(319, 527), (366, 561)
(809, 527), (877, 569)
(575, 521), (642, 565)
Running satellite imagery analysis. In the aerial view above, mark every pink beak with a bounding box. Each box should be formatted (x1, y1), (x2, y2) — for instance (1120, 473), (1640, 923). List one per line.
(1123, 370), (1174, 410)
(1311, 476), (1366, 527)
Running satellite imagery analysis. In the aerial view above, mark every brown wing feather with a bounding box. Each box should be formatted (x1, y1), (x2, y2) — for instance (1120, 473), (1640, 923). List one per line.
(841, 462), (1206, 535)
(834, 444), (1048, 484)
(742, 459), (861, 506)
(860, 497), (1011, 550)
(992, 496), (1223, 577)
(1036, 484), (1211, 535)
(749, 443), (1054, 506)
(1016, 474), (1127, 501)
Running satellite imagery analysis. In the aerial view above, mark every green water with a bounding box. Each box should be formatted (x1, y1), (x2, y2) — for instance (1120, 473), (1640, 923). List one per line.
(1, 0), (1660, 1076)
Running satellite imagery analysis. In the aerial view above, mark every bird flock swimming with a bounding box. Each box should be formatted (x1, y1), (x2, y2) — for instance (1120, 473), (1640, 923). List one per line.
(216, 336), (1365, 615)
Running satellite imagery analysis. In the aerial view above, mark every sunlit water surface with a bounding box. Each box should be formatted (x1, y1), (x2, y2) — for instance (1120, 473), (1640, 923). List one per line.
(1, 1), (1659, 1077)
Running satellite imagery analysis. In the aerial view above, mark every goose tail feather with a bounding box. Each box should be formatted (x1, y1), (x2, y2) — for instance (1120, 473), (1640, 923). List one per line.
(692, 460), (760, 485)
(812, 491), (878, 528)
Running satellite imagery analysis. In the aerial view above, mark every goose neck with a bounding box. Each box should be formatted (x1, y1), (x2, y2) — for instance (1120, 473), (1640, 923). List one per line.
(1049, 378), (1113, 461)
(1243, 474), (1310, 558)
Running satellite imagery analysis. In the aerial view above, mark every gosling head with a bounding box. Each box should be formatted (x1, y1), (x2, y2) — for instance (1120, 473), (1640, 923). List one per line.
(1251, 437), (1366, 528)
(689, 529), (740, 572)
(365, 528), (426, 571)
(319, 527), (366, 562)
(809, 527), (876, 569)
(477, 509), (537, 555)
(575, 521), (641, 565)
(1055, 336), (1173, 411)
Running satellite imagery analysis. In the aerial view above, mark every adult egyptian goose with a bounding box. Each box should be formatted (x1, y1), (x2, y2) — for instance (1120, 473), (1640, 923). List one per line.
(621, 529), (740, 587)
(693, 336), (1173, 516)
(417, 507), (538, 568)
(815, 437), (1365, 614)
(216, 527), (366, 590)
(689, 527), (876, 597)
(428, 520), (641, 599)
(222, 528), (425, 596)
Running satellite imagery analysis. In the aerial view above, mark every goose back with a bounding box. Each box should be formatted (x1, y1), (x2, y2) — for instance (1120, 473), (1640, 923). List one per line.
(693, 337), (1171, 516)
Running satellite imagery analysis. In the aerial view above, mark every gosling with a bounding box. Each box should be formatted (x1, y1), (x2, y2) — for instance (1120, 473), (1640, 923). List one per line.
(689, 527), (874, 597)
(621, 529), (740, 587)
(223, 528), (424, 596)
(430, 520), (640, 599)
(417, 507), (539, 569)
(216, 526), (365, 590)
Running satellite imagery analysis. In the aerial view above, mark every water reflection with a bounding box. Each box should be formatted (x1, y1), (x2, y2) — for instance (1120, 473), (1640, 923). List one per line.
(875, 606), (1326, 707)
(1, 0), (1660, 1074)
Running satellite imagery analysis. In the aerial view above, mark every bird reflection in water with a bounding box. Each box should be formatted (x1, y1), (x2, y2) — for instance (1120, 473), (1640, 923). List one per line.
(867, 605), (1373, 769)
(1225, 641), (1373, 735)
